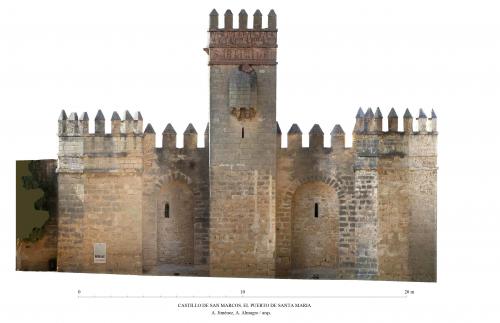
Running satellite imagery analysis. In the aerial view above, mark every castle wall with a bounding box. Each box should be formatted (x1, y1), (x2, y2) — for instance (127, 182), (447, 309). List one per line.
(57, 114), (144, 274)
(352, 111), (437, 281)
(377, 154), (411, 280)
(141, 131), (158, 271)
(408, 134), (437, 281)
(140, 120), (210, 272)
(81, 173), (142, 274)
(157, 181), (194, 264)
(353, 167), (379, 279)
(47, 9), (438, 281)
(57, 172), (85, 271)
(371, 132), (412, 281)
(153, 144), (209, 268)
(291, 182), (339, 270)
(276, 137), (357, 279)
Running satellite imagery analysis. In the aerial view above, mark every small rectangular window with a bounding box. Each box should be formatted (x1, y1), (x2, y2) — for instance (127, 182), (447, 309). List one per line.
(242, 127), (245, 138)
(165, 203), (170, 218)
(314, 203), (319, 218)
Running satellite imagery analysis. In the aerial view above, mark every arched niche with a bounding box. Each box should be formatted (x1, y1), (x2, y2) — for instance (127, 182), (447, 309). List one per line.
(157, 180), (194, 265)
(291, 181), (339, 274)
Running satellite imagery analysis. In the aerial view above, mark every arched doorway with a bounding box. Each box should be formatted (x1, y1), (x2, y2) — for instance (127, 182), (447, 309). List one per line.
(157, 180), (194, 265)
(291, 181), (339, 278)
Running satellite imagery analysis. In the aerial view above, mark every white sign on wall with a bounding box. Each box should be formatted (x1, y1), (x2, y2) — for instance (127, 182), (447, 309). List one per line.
(93, 243), (106, 264)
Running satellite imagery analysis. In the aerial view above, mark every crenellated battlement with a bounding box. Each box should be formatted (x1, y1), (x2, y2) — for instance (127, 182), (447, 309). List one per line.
(209, 9), (277, 32)
(280, 123), (349, 152)
(159, 123), (209, 150)
(58, 109), (144, 137)
(353, 108), (437, 135)
(206, 9), (277, 65)
(58, 109), (146, 174)
(352, 108), (438, 162)
(275, 108), (437, 163)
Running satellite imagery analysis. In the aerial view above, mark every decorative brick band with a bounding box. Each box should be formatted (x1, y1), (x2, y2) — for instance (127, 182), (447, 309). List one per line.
(209, 31), (277, 48)
(207, 47), (277, 65)
(207, 29), (277, 65)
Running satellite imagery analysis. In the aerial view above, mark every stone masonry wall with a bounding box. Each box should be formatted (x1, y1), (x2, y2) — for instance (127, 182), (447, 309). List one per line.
(353, 167), (379, 279)
(291, 182), (339, 270)
(276, 136), (356, 279)
(156, 181), (194, 264)
(57, 173), (85, 271)
(141, 129), (209, 272)
(377, 156), (411, 281)
(57, 114), (144, 274)
(79, 173), (142, 274)
(408, 134), (437, 282)
(209, 64), (277, 277)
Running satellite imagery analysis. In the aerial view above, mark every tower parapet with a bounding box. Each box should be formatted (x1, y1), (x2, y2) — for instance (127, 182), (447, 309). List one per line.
(206, 9), (277, 65)
(417, 109), (427, 133)
(403, 109), (413, 133)
(374, 108), (383, 132)
(111, 111), (121, 135)
(57, 109), (146, 174)
(95, 109), (105, 134)
(79, 112), (89, 135)
(354, 108), (365, 133)
(58, 110), (67, 136)
(121, 110), (134, 135)
(67, 112), (79, 136)
(430, 109), (437, 133)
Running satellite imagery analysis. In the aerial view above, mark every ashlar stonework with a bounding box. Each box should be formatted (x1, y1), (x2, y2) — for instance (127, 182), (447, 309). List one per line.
(17, 9), (437, 281)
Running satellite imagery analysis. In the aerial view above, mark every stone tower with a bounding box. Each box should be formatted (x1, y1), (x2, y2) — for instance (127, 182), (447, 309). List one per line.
(206, 9), (278, 277)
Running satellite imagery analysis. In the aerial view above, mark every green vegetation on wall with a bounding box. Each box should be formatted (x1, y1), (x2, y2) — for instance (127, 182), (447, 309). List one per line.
(16, 160), (50, 242)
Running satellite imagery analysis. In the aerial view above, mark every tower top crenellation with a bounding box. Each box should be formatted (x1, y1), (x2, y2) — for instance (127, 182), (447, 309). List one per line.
(206, 9), (277, 65)
(209, 9), (277, 31)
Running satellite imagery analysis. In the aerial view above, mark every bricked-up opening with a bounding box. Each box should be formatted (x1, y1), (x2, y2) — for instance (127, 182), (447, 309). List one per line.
(242, 127), (244, 138)
(164, 203), (170, 218)
(291, 182), (339, 272)
(314, 203), (319, 218)
(158, 181), (195, 265)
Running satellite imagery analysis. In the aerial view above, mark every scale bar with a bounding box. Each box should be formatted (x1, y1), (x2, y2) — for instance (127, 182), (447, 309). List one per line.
(78, 295), (407, 299)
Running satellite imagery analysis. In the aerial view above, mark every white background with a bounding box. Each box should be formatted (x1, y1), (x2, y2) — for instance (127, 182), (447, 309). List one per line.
(1, 0), (499, 322)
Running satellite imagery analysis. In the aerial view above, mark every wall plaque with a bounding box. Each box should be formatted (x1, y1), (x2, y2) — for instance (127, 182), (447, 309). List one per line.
(94, 243), (106, 264)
